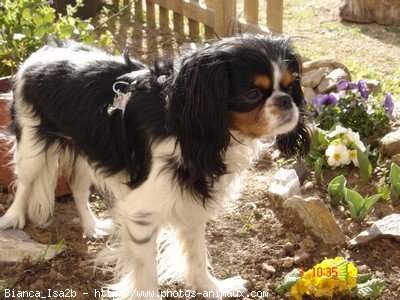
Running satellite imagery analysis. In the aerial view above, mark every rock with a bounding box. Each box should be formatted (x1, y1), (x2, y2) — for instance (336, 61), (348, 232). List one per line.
(303, 87), (317, 102)
(294, 250), (309, 263)
(317, 68), (349, 93)
(283, 196), (346, 245)
(302, 59), (352, 80)
(391, 154), (400, 166)
(349, 214), (400, 246)
(381, 129), (400, 157)
(301, 181), (314, 191)
(365, 79), (382, 95)
(0, 229), (64, 264)
(283, 242), (294, 253)
(262, 263), (276, 274)
(283, 257), (295, 268)
(290, 160), (309, 183)
(267, 168), (300, 200)
(301, 69), (326, 88)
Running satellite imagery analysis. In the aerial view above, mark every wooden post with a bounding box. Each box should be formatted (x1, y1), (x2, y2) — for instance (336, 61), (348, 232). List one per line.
(159, 6), (169, 34)
(134, 0), (144, 22)
(244, 0), (259, 24)
(204, 0), (214, 40)
(146, 0), (156, 28)
(267, 0), (283, 33)
(214, 0), (236, 37)
(188, 0), (200, 41)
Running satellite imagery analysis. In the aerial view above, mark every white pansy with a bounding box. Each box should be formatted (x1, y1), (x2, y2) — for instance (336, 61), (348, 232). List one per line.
(349, 150), (359, 167)
(326, 143), (351, 167)
(326, 125), (349, 138)
(346, 130), (366, 152)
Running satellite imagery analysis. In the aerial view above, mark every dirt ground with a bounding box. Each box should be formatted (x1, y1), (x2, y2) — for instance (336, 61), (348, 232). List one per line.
(1, 1), (400, 299)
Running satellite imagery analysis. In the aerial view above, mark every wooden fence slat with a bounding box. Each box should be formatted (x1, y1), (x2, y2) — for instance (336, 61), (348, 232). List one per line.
(148, 0), (214, 28)
(173, 12), (184, 42)
(189, 0), (200, 40)
(244, 0), (258, 24)
(159, 6), (169, 34)
(146, 0), (156, 28)
(204, 0), (214, 39)
(135, 0), (144, 22)
(267, 0), (283, 33)
(214, 0), (236, 37)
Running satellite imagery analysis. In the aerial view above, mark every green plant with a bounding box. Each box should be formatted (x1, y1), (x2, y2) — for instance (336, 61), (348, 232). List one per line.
(310, 79), (392, 140)
(327, 175), (347, 207)
(344, 189), (381, 223)
(389, 162), (400, 205)
(307, 125), (372, 185)
(0, 0), (113, 75)
(239, 213), (253, 233)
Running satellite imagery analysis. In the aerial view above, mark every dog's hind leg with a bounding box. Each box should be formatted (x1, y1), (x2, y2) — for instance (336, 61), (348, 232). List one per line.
(69, 156), (112, 238)
(0, 124), (58, 229)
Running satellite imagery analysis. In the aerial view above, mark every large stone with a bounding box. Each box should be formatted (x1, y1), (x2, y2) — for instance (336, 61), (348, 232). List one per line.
(349, 214), (400, 247)
(365, 79), (382, 95)
(0, 229), (63, 264)
(301, 69), (326, 88)
(381, 129), (400, 157)
(303, 87), (317, 102)
(267, 168), (300, 200)
(283, 196), (346, 245)
(317, 68), (349, 93)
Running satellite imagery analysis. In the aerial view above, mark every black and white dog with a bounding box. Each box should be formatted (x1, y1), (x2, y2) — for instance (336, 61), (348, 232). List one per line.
(0, 35), (309, 298)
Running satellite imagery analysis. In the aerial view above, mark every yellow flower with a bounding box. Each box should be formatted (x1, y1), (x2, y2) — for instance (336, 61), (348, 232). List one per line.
(290, 284), (303, 300)
(314, 277), (335, 298)
(296, 278), (312, 295)
(347, 262), (358, 288)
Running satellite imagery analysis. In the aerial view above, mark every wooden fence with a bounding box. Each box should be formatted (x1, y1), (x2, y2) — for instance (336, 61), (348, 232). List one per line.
(116, 0), (284, 41)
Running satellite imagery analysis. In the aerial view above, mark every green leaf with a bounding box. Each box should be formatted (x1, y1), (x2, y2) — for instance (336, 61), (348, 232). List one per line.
(309, 149), (323, 160)
(336, 260), (349, 281)
(357, 148), (372, 185)
(389, 163), (400, 185)
(364, 194), (381, 210)
(22, 8), (31, 19)
(32, 13), (43, 25)
(328, 175), (347, 207)
(355, 279), (386, 299)
(43, 12), (55, 23)
(276, 268), (301, 295)
(357, 273), (373, 284)
(314, 157), (324, 186)
(377, 185), (390, 201)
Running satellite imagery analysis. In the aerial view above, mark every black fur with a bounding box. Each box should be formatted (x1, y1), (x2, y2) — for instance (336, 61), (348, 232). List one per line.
(14, 35), (310, 203)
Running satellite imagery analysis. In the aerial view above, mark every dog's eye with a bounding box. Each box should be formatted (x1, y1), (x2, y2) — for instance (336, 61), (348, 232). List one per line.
(244, 88), (262, 101)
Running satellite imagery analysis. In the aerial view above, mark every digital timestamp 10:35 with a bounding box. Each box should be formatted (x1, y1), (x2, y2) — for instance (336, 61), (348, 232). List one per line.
(299, 267), (340, 278)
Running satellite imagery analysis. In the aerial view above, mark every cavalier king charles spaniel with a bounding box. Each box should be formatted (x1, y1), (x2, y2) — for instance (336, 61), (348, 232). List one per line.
(0, 35), (309, 299)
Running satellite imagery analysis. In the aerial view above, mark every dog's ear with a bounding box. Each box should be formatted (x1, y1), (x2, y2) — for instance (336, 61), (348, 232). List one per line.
(276, 44), (310, 157)
(167, 50), (230, 200)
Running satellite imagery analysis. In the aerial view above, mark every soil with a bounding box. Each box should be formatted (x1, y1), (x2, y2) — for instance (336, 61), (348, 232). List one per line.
(1, 1), (400, 299)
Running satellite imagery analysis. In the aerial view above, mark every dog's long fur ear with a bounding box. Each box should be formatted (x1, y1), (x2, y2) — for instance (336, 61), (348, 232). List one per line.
(167, 50), (231, 201)
(276, 41), (310, 157)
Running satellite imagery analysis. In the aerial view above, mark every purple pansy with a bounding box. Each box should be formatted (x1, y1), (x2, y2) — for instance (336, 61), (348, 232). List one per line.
(337, 80), (349, 91)
(314, 93), (338, 108)
(358, 79), (369, 100)
(384, 93), (394, 118)
(348, 82), (358, 89)
(47, 0), (54, 5)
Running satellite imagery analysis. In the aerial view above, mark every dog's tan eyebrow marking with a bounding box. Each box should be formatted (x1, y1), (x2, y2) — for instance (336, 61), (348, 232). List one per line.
(254, 75), (272, 89)
(281, 69), (293, 87)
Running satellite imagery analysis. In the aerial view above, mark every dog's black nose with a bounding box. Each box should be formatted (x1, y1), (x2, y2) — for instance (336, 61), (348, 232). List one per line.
(274, 95), (293, 110)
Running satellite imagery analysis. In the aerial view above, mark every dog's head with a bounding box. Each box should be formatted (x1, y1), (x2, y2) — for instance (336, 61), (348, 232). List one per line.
(167, 35), (310, 197)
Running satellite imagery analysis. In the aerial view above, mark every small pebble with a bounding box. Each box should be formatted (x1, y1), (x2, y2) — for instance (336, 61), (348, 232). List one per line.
(276, 249), (286, 258)
(283, 257), (295, 268)
(262, 263), (276, 274)
(283, 242), (294, 252)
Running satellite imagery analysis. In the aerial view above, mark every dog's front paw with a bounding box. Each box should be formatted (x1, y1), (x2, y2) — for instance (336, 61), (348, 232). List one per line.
(194, 275), (248, 299)
(0, 211), (26, 230)
(82, 218), (113, 239)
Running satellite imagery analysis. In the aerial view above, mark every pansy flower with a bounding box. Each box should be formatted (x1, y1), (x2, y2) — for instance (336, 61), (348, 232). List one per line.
(384, 93), (394, 118)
